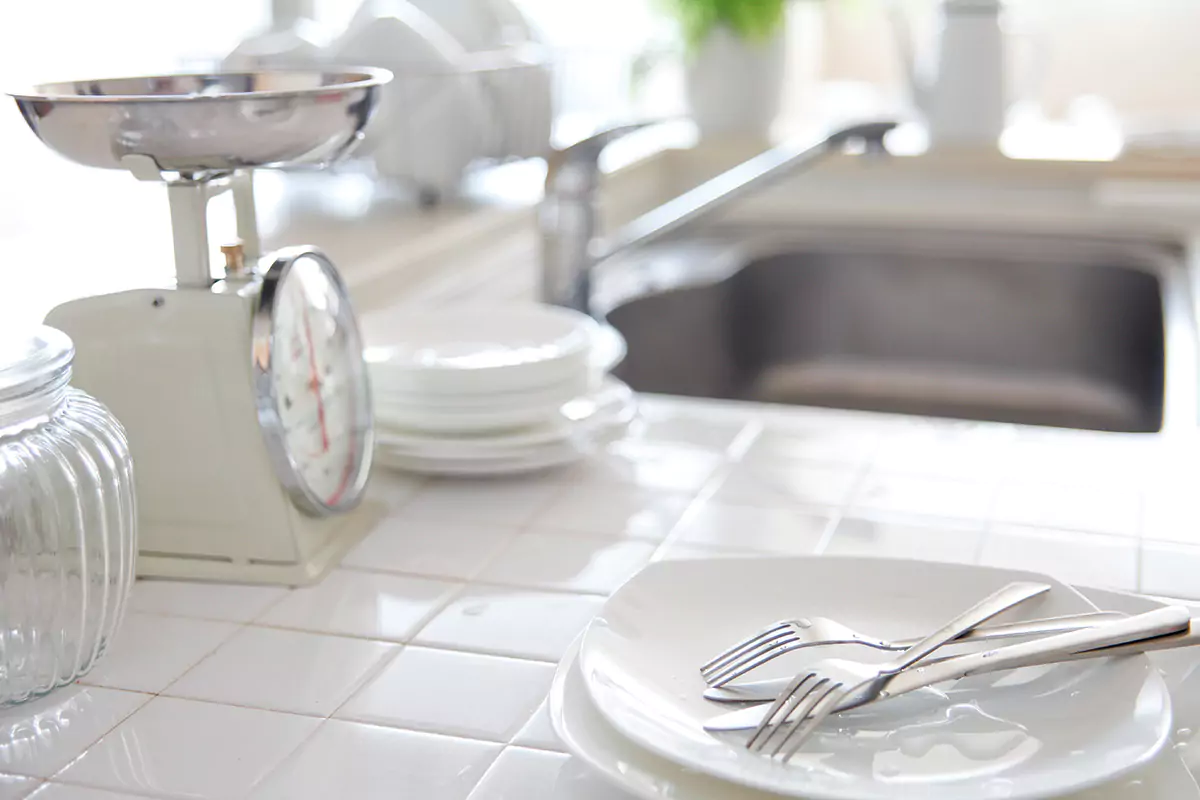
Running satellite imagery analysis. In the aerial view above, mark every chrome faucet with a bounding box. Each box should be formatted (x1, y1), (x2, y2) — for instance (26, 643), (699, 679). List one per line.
(538, 121), (897, 314)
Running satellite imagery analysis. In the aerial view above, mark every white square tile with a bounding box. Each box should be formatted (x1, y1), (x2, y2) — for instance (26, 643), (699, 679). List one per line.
(671, 502), (831, 555)
(511, 700), (564, 752)
(870, 422), (1014, 479)
(400, 480), (563, 527)
(824, 516), (983, 563)
(850, 472), (994, 521)
(367, 471), (425, 510)
(166, 627), (396, 716)
(567, 441), (724, 493)
(342, 517), (518, 580)
(979, 525), (1139, 590)
(58, 697), (320, 799)
(530, 486), (691, 541)
(0, 775), (38, 800)
(337, 647), (554, 741)
(0, 687), (149, 778)
(129, 580), (287, 623)
(258, 570), (460, 642)
(708, 459), (860, 509)
(27, 785), (145, 799)
(250, 720), (500, 800)
(1141, 489), (1200, 545)
(545, 756), (647, 799)
(992, 482), (1141, 536)
(414, 588), (603, 661)
(1003, 432), (1156, 488)
(741, 424), (883, 467)
(622, 406), (752, 452)
(80, 614), (238, 693)
(1140, 540), (1200, 599)
(467, 747), (569, 800)
(478, 532), (656, 595)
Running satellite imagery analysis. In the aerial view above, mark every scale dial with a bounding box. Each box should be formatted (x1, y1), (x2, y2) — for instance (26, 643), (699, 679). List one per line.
(253, 247), (373, 516)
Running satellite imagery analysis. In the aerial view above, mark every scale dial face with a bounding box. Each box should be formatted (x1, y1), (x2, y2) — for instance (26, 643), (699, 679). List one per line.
(254, 248), (372, 516)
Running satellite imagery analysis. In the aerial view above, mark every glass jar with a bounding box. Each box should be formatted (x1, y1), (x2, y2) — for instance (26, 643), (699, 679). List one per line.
(0, 326), (136, 706)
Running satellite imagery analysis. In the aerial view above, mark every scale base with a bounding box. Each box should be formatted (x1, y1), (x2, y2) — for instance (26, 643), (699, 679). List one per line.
(136, 499), (384, 586)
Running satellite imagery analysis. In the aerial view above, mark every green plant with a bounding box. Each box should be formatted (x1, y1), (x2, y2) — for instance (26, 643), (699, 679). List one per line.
(657, 0), (789, 53)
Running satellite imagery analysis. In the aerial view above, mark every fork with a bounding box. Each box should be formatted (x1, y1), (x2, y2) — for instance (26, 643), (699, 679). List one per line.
(700, 609), (1124, 687)
(739, 604), (1192, 761)
(728, 581), (1047, 750)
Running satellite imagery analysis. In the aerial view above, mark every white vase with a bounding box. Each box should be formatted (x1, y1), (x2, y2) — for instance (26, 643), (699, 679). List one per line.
(685, 25), (787, 139)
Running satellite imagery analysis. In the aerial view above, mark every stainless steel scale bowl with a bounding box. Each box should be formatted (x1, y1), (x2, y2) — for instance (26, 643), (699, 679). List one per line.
(11, 69), (389, 174)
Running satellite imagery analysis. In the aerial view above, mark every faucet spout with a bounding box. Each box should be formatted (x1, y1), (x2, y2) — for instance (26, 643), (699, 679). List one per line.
(539, 120), (897, 315)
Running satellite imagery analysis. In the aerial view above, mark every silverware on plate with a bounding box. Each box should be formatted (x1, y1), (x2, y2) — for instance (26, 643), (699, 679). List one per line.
(708, 605), (1194, 761)
(700, 608), (1124, 687)
(728, 581), (1050, 755)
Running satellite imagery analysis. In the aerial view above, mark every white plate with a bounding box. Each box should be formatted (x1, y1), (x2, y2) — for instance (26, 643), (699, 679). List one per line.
(550, 636), (1200, 800)
(376, 442), (584, 476)
(1077, 587), (1200, 775)
(375, 395), (568, 434)
(578, 557), (1173, 800)
(589, 322), (627, 375)
(371, 370), (592, 412)
(375, 377), (634, 456)
(363, 306), (598, 395)
(375, 417), (631, 476)
(373, 382), (635, 476)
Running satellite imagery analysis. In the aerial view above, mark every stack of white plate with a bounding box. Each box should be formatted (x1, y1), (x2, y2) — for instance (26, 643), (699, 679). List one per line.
(553, 556), (1200, 800)
(364, 305), (633, 476)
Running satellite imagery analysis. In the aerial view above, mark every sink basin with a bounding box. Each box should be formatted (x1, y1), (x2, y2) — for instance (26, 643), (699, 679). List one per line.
(598, 226), (1182, 433)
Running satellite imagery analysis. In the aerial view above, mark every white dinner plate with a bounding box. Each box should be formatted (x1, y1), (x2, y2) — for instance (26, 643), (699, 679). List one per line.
(374, 395), (569, 435)
(371, 370), (592, 412)
(550, 636), (1200, 800)
(1077, 586), (1200, 776)
(375, 440), (586, 476)
(362, 306), (599, 395)
(375, 378), (635, 456)
(578, 557), (1173, 800)
(373, 381), (635, 476)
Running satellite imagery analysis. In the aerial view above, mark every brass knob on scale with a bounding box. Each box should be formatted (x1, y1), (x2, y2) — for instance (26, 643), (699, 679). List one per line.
(221, 241), (247, 277)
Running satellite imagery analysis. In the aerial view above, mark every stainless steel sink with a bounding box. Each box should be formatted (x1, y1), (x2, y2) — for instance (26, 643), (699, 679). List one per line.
(597, 225), (1188, 433)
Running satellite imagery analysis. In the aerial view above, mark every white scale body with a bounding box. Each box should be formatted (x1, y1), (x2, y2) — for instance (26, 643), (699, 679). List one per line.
(47, 264), (380, 586)
(13, 69), (392, 585)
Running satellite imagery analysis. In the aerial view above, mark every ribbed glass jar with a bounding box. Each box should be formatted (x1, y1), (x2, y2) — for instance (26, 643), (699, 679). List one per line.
(0, 327), (136, 706)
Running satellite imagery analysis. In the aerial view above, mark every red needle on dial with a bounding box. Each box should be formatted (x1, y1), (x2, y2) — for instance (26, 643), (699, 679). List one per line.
(301, 305), (330, 454)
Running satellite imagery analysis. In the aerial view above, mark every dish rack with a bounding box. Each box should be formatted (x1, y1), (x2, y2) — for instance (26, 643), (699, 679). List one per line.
(348, 44), (555, 204)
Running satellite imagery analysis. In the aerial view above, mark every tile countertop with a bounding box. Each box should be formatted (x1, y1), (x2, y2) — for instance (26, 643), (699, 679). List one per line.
(4, 393), (1200, 799)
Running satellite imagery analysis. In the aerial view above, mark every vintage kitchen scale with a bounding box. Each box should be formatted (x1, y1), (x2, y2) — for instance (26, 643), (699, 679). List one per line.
(9, 69), (392, 584)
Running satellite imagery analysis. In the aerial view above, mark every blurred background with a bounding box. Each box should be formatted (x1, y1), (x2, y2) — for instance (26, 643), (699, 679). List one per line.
(3, 0), (1199, 325)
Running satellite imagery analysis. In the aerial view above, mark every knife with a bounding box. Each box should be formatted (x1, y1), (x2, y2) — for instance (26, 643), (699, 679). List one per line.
(704, 607), (1194, 732)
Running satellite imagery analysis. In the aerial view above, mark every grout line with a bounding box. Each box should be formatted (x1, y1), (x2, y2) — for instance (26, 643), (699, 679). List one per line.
(647, 470), (726, 561)
(403, 635), (579, 665)
(35, 687), (157, 775)
(811, 510), (843, 556)
(502, 740), (569, 756)
(325, 643), (407, 722)
(335, 557), (522, 586)
(327, 710), (523, 747)
(464, 745), (517, 800)
(11, 778), (43, 800)
(464, 743), (571, 800)
(247, 585), (298, 622)
(724, 418), (765, 462)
